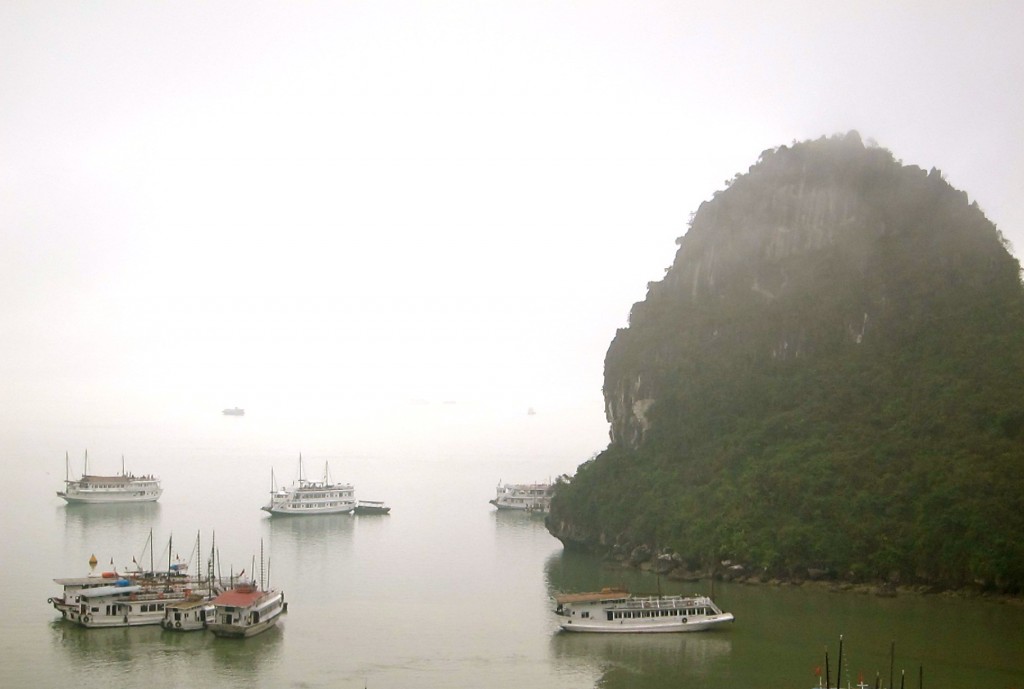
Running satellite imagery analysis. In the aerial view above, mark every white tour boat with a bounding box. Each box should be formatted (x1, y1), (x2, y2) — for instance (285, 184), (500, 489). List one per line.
(57, 451), (162, 504)
(262, 456), (356, 516)
(207, 582), (286, 638)
(63, 580), (216, 628)
(50, 571), (126, 618)
(553, 588), (735, 633)
(489, 481), (553, 511)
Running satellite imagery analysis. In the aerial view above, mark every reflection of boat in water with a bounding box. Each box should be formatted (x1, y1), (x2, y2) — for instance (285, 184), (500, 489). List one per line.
(262, 455), (356, 516)
(554, 588), (734, 633)
(222, 407), (245, 416)
(57, 451), (162, 504)
(354, 500), (391, 515)
(489, 481), (553, 512)
(550, 623), (733, 675)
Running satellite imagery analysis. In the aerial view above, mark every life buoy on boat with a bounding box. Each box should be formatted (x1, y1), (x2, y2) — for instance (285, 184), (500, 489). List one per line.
(175, 621), (181, 629)
(83, 615), (91, 623)
(681, 617), (687, 624)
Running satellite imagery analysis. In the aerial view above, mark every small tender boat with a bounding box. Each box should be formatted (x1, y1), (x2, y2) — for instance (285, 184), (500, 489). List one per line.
(57, 451), (162, 504)
(553, 588), (734, 633)
(489, 481), (553, 511)
(262, 455), (356, 516)
(222, 407), (245, 416)
(207, 583), (286, 638)
(354, 500), (391, 515)
(162, 593), (215, 631)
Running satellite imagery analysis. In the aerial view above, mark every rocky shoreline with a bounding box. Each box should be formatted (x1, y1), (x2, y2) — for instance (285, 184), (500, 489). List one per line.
(597, 543), (1024, 605)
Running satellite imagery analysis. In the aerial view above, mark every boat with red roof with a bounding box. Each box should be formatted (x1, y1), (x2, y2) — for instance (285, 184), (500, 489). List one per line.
(207, 582), (286, 638)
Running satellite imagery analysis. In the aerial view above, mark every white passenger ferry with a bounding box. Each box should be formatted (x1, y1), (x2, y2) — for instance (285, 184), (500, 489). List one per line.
(554, 588), (735, 633)
(207, 582), (286, 638)
(489, 481), (553, 511)
(57, 451), (162, 504)
(262, 456), (356, 516)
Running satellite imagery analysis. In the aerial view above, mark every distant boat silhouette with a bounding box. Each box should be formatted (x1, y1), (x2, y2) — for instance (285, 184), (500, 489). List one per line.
(222, 407), (245, 416)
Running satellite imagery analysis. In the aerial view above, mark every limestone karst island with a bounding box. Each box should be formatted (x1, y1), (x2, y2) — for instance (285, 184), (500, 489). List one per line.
(547, 132), (1024, 595)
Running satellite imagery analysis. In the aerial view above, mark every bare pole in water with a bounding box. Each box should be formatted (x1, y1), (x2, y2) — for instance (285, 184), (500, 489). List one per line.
(837, 636), (844, 689)
(825, 648), (831, 689)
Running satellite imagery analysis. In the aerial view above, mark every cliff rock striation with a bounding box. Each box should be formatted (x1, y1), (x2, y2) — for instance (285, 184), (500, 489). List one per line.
(548, 133), (1024, 592)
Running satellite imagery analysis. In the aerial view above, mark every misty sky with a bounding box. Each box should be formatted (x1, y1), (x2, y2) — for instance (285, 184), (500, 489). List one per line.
(2, 1), (1022, 457)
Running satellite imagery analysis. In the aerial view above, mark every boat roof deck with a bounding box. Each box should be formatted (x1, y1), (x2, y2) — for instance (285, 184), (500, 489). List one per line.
(555, 589), (630, 604)
(213, 587), (275, 607)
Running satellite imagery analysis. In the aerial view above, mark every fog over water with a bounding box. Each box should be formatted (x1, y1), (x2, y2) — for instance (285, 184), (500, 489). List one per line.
(2, 1), (1023, 446)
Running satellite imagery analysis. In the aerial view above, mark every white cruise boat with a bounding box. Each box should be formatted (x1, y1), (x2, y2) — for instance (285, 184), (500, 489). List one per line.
(57, 451), (162, 504)
(554, 588), (735, 633)
(63, 580), (217, 628)
(489, 481), (553, 511)
(262, 456), (355, 516)
(207, 582), (286, 638)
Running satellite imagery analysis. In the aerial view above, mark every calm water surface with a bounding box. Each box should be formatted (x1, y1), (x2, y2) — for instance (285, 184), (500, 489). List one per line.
(3, 416), (1023, 688)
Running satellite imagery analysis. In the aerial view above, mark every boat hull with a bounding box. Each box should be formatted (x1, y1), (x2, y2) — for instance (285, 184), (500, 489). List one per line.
(559, 612), (735, 633)
(262, 503), (354, 516)
(208, 616), (280, 638)
(58, 490), (162, 504)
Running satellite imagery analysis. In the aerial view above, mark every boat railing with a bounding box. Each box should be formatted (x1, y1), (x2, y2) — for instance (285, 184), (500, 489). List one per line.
(614, 595), (709, 610)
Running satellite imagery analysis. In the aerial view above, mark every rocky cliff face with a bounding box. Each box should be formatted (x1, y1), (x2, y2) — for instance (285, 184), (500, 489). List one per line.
(604, 131), (1011, 451)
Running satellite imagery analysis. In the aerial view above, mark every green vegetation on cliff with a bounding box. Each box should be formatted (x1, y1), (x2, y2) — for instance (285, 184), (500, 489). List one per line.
(549, 133), (1024, 592)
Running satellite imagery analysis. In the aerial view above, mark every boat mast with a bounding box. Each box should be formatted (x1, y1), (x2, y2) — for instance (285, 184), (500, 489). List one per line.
(65, 451), (69, 484)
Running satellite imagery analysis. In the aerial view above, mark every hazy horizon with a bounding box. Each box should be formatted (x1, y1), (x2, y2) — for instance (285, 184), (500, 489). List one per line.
(3, 1), (1022, 465)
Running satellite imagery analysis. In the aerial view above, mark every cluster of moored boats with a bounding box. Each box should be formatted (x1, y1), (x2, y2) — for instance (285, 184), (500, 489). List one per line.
(52, 451), (392, 639)
(50, 535), (287, 638)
